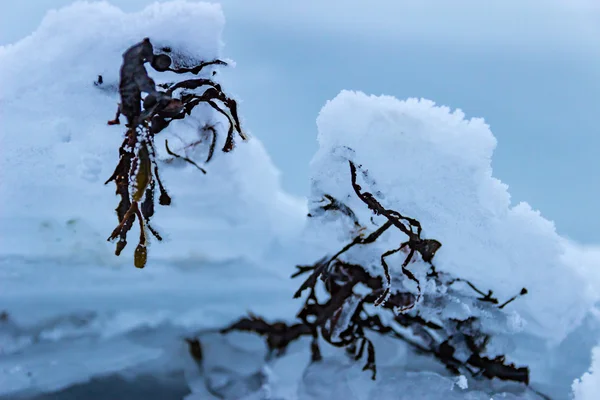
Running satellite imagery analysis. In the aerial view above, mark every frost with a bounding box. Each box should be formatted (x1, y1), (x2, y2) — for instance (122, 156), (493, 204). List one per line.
(328, 293), (362, 343)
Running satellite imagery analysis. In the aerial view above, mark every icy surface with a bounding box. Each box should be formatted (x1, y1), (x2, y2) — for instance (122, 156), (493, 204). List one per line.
(0, 258), (300, 398)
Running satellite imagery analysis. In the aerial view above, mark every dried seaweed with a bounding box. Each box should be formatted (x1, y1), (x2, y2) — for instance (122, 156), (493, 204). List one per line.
(221, 314), (313, 359)
(104, 38), (246, 268)
(307, 194), (361, 229)
(207, 155), (549, 399)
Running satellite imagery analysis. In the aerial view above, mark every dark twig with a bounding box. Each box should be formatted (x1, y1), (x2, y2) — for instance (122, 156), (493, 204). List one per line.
(308, 195), (362, 228)
(499, 288), (528, 309)
(164, 139), (207, 173)
(167, 59), (228, 75)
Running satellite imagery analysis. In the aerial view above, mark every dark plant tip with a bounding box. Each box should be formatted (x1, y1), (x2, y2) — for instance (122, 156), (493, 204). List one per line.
(159, 193), (171, 206)
(152, 54), (172, 72)
(0, 311), (9, 322)
(134, 244), (147, 268)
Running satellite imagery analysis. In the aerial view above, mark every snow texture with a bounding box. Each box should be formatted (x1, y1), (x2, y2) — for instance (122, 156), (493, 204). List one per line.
(306, 90), (597, 345)
(573, 344), (600, 400)
(0, 0), (306, 267)
(0, 1), (303, 398)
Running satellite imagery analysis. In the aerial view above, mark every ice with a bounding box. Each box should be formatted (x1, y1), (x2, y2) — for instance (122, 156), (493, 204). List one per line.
(0, 336), (163, 397)
(0, 257), (300, 398)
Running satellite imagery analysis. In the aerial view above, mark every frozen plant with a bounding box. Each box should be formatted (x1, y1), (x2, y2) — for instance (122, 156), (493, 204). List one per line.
(191, 158), (545, 398)
(102, 38), (246, 268)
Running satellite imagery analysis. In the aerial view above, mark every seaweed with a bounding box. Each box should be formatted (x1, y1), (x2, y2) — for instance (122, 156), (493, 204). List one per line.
(204, 155), (547, 399)
(103, 38), (246, 268)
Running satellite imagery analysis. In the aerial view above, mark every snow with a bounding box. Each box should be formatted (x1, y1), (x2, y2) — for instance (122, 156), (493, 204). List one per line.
(0, 0), (306, 267)
(456, 375), (469, 390)
(307, 90), (596, 344)
(1, 1), (599, 400)
(573, 344), (600, 400)
(0, 1), (304, 398)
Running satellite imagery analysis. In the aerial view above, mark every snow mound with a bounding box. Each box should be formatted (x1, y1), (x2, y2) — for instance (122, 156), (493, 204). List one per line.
(306, 90), (594, 344)
(0, 1), (306, 267)
(573, 344), (600, 400)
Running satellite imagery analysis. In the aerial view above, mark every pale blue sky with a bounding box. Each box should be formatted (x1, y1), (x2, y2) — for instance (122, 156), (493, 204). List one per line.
(1, 0), (598, 243)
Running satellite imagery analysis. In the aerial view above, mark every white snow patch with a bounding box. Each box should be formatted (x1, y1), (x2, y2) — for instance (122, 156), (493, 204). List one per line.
(306, 90), (595, 344)
(0, 0), (306, 267)
(455, 375), (468, 390)
(573, 345), (600, 399)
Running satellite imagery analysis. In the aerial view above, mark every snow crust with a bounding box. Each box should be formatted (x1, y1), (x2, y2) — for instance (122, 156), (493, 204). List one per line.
(307, 90), (596, 344)
(0, 0), (306, 267)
